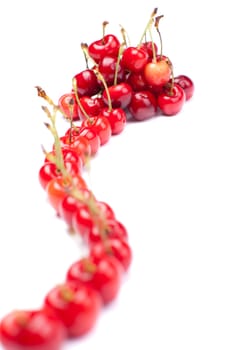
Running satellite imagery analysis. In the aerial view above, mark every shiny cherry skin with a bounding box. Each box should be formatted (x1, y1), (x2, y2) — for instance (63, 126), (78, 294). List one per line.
(87, 219), (128, 246)
(90, 237), (132, 271)
(81, 116), (112, 146)
(126, 71), (148, 92)
(0, 309), (65, 350)
(43, 282), (102, 337)
(101, 107), (126, 135)
(65, 126), (101, 156)
(102, 82), (133, 109)
(77, 96), (103, 120)
(157, 83), (185, 116)
(140, 41), (158, 58)
(72, 69), (100, 97)
(88, 34), (120, 63)
(174, 75), (194, 100)
(58, 92), (80, 121)
(39, 159), (82, 190)
(61, 135), (91, 165)
(98, 56), (126, 86)
(66, 255), (123, 304)
(144, 59), (171, 87)
(128, 90), (157, 121)
(121, 46), (149, 73)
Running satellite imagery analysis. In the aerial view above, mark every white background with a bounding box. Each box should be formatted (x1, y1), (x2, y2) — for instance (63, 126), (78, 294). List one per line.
(0, 1), (232, 349)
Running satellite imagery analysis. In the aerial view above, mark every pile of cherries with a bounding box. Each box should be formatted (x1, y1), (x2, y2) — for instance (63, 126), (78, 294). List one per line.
(0, 8), (194, 350)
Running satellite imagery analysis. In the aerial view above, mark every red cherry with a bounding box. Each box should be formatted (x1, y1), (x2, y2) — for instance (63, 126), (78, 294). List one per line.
(77, 96), (103, 120)
(101, 107), (126, 135)
(61, 135), (91, 165)
(121, 46), (149, 73)
(46, 174), (87, 213)
(126, 71), (148, 92)
(140, 41), (158, 58)
(59, 189), (96, 228)
(98, 55), (126, 86)
(72, 69), (100, 97)
(128, 90), (157, 121)
(144, 59), (171, 87)
(65, 126), (101, 157)
(81, 116), (112, 146)
(157, 83), (186, 116)
(66, 255), (123, 304)
(43, 282), (102, 337)
(174, 74), (194, 100)
(87, 219), (128, 246)
(102, 82), (133, 109)
(39, 160), (82, 190)
(90, 237), (132, 271)
(0, 309), (65, 350)
(88, 34), (120, 63)
(58, 92), (80, 121)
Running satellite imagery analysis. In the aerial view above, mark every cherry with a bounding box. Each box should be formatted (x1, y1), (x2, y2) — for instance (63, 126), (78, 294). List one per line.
(102, 82), (133, 109)
(157, 83), (185, 116)
(66, 255), (123, 304)
(121, 46), (149, 73)
(126, 71), (148, 92)
(65, 126), (100, 156)
(0, 309), (65, 350)
(101, 107), (126, 135)
(39, 159), (82, 190)
(81, 115), (112, 146)
(90, 237), (132, 271)
(140, 41), (158, 58)
(88, 34), (121, 63)
(43, 282), (102, 337)
(87, 219), (128, 246)
(77, 96), (104, 120)
(174, 74), (194, 100)
(98, 55), (126, 86)
(72, 69), (100, 97)
(58, 93), (80, 121)
(144, 59), (171, 87)
(128, 90), (157, 121)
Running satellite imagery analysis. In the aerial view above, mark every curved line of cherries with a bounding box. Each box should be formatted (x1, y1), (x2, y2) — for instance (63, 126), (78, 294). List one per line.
(0, 8), (194, 350)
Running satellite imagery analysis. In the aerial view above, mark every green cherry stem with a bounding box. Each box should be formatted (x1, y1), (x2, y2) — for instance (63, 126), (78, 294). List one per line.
(155, 15), (164, 59)
(138, 7), (158, 47)
(113, 43), (125, 86)
(72, 77), (92, 122)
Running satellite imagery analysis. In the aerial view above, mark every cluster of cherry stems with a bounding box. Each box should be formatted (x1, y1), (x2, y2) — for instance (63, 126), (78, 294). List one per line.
(0, 8), (194, 350)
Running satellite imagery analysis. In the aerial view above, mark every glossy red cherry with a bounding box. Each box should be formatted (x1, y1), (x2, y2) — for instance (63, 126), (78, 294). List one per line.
(102, 82), (133, 109)
(140, 41), (158, 58)
(90, 237), (132, 271)
(88, 34), (120, 63)
(65, 126), (101, 156)
(121, 46), (149, 73)
(128, 90), (157, 121)
(43, 282), (102, 337)
(66, 255), (123, 304)
(87, 219), (128, 246)
(72, 69), (100, 97)
(58, 92), (80, 121)
(98, 55), (126, 86)
(0, 309), (65, 350)
(126, 71), (148, 92)
(101, 107), (126, 135)
(39, 159), (82, 190)
(174, 74), (194, 100)
(77, 96), (103, 120)
(144, 59), (171, 87)
(81, 116), (112, 146)
(157, 83), (185, 116)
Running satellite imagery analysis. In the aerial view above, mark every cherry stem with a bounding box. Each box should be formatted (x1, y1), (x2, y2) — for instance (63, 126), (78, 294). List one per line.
(35, 86), (71, 122)
(155, 15), (164, 59)
(119, 24), (130, 47)
(94, 68), (112, 112)
(102, 21), (109, 43)
(60, 286), (74, 302)
(138, 7), (158, 47)
(72, 78), (91, 122)
(113, 43), (124, 86)
(148, 21), (157, 63)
